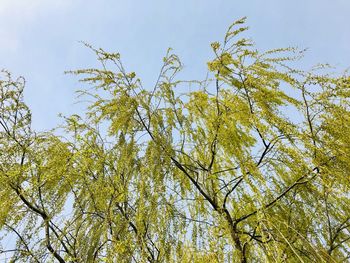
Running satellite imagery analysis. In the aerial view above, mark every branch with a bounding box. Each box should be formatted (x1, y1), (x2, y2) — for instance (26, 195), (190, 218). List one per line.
(236, 167), (319, 224)
(45, 221), (66, 263)
(4, 224), (40, 263)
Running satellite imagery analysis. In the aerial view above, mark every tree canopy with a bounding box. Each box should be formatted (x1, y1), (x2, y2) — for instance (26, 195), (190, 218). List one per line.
(1, 18), (350, 262)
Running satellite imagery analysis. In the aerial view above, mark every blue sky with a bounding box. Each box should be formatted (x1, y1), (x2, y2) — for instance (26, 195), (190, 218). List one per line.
(1, 0), (350, 130)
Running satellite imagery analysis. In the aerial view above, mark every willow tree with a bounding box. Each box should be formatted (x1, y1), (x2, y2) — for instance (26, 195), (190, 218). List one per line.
(1, 18), (350, 262)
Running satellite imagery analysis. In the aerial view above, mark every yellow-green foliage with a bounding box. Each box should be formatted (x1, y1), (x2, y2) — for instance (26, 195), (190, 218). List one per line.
(1, 18), (350, 262)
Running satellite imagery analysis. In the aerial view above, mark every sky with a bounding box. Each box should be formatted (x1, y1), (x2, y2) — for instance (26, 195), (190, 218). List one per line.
(1, 0), (350, 131)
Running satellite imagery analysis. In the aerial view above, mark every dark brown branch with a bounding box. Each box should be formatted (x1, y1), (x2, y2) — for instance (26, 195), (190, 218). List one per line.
(45, 221), (66, 263)
(5, 224), (40, 263)
(236, 167), (319, 224)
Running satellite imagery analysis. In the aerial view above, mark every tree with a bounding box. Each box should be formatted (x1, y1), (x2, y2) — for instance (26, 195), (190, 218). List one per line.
(1, 17), (350, 262)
